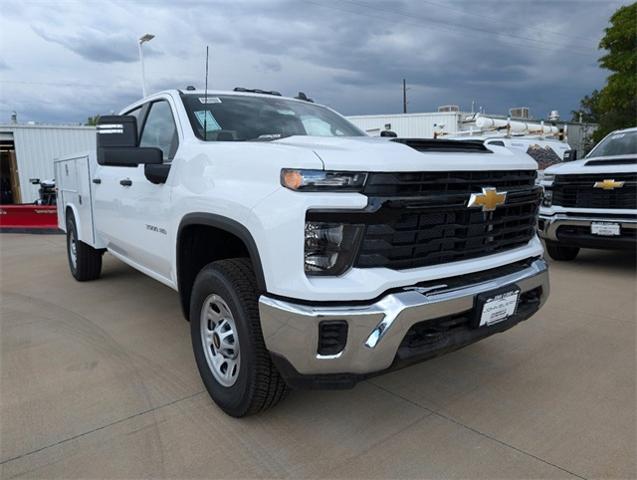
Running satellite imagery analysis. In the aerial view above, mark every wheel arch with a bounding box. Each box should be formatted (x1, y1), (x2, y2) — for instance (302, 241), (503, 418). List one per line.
(64, 204), (81, 237)
(176, 213), (267, 320)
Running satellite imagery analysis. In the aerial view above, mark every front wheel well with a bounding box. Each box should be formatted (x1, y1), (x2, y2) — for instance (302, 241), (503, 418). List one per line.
(177, 218), (266, 320)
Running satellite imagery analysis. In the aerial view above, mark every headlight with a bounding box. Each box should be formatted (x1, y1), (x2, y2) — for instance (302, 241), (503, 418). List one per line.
(538, 173), (555, 185)
(542, 190), (553, 207)
(304, 221), (363, 275)
(281, 169), (367, 191)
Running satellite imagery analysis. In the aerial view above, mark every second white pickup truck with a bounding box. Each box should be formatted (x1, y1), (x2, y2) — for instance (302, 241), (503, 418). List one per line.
(56, 88), (549, 417)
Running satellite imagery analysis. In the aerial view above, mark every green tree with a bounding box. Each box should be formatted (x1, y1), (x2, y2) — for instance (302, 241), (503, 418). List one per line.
(571, 90), (601, 123)
(589, 3), (637, 142)
(86, 115), (100, 126)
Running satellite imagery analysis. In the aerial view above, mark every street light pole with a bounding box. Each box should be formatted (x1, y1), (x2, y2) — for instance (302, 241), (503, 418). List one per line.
(138, 34), (155, 98)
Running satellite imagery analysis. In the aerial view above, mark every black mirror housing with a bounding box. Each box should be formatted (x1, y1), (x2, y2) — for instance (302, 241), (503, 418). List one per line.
(563, 149), (578, 161)
(96, 115), (163, 167)
(99, 147), (163, 167)
(97, 115), (138, 148)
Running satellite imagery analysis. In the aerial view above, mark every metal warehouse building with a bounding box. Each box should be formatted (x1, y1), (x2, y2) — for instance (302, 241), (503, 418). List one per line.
(0, 124), (96, 204)
(347, 112), (463, 138)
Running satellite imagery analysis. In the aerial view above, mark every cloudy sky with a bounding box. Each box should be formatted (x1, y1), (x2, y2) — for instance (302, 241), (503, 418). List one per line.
(0, 0), (629, 124)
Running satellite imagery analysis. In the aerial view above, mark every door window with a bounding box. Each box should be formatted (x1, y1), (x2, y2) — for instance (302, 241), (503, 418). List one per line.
(139, 101), (179, 162)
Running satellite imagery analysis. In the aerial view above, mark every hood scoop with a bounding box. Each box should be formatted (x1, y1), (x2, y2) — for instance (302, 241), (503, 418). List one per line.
(585, 158), (637, 166)
(391, 138), (491, 154)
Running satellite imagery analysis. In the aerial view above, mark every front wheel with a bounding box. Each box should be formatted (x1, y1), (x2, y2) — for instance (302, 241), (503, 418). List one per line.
(545, 241), (579, 261)
(190, 258), (287, 417)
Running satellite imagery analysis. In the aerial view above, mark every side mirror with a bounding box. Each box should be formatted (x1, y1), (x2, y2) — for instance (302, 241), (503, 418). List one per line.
(97, 115), (163, 167)
(380, 130), (398, 138)
(563, 149), (577, 161)
(29, 178), (41, 185)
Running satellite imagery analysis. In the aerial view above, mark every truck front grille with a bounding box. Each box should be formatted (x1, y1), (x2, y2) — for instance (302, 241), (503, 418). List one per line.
(552, 173), (637, 209)
(309, 170), (540, 271)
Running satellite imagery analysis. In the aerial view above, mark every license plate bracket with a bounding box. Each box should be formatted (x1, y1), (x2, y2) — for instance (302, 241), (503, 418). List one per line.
(591, 222), (620, 236)
(471, 285), (521, 329)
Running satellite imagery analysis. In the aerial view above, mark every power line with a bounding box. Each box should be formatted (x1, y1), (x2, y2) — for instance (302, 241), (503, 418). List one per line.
(404, 0), (594, 43)
(340, 0), (594, 56)
(307, 1), (594, 57)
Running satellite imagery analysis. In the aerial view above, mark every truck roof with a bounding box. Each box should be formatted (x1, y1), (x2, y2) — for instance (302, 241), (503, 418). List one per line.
(151, 89), (324, 107)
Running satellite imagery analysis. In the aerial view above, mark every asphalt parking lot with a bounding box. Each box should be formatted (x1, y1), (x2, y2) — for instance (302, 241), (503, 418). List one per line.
(1, 233), (635, 479)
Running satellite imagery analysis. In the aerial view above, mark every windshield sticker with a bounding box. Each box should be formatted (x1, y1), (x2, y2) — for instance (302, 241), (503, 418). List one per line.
(194, 110), (221, 132)
(199, 97), (221, 104)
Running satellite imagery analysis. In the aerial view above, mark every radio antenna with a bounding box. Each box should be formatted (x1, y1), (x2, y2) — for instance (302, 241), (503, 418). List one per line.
(203, 45), (209, 140)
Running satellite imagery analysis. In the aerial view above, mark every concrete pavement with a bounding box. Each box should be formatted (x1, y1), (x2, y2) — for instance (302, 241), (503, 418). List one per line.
(1, 234), (635, 479)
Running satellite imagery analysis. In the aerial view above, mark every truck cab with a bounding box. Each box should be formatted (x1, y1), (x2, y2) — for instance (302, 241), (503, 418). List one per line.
(56, 89), (549, 417)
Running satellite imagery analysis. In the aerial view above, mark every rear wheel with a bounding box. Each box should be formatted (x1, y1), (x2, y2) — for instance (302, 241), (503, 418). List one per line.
(545, 241), (579, 261)
(190, 258), (287, 417)
(66, 213), (102, 281)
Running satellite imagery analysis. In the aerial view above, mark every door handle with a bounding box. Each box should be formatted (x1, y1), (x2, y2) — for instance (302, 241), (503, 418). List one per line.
(120, 179), (132, 187)
(92, 178), (101, 184)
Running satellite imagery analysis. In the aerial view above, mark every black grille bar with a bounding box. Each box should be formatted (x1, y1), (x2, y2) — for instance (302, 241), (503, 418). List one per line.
(363, 170), (536, 197)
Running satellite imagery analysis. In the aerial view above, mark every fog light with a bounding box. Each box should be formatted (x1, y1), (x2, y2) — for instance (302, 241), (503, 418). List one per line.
(304, 222), (363, 275)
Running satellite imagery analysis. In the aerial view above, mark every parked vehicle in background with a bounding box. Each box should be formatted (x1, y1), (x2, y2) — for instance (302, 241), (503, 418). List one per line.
(538, 127), (637, 260)
(449, 134), (572, 171)
(55, 88), (549, 417)
(30, 178), (56, 205)
(443, 116), (573, 180)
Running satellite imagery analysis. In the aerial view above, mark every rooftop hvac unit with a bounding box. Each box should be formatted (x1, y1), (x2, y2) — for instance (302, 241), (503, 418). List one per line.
(509, 107), (530, 119)
(438, 105), (460, 113)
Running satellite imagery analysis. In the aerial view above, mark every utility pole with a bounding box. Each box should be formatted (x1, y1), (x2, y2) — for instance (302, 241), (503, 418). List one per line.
(402, 78), (407, 114)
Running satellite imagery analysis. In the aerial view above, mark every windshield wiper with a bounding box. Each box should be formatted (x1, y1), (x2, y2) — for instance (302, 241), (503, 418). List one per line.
(245, 133), (292, 142)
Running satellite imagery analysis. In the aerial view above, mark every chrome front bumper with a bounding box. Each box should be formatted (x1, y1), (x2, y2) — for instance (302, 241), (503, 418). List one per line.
(538, 213), (637, 241)
(258, 259), (549, 376)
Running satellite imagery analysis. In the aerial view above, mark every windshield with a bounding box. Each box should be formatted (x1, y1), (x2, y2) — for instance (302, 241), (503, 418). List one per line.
(181, 94), (365, 141)
(588, 130), (637, 158)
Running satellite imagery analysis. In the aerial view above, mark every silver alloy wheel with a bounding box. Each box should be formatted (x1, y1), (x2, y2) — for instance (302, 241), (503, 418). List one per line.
(69, 229), (77, 269)
(200, 294), (241, 387)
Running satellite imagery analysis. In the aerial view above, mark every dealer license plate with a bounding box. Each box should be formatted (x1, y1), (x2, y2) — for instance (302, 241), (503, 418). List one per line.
(591, 222), (620, 236)
(478, 289), (520, 327)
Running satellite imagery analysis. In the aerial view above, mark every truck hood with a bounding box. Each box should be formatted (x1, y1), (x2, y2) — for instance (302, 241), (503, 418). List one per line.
(544, 154), (637, 175)
(273, 136), (537, 172)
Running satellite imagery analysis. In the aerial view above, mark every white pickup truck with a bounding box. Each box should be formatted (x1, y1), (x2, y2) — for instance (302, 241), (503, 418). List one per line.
(539, 127), (636, 260)
(56, 88), (549, 417)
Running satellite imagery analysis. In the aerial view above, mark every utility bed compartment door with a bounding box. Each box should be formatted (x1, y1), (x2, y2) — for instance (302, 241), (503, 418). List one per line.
(55, 155), (95, 245)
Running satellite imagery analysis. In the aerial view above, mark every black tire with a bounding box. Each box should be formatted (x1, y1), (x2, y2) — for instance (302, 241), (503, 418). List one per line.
(190, 258), (287, 417)
(545, 241), (579, 261)
(66, 213), (102, 281)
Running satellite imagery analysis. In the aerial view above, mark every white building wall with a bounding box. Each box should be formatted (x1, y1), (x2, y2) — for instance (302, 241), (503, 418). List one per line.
(347, 112), (463, 138)
(2, 125), (96, 202)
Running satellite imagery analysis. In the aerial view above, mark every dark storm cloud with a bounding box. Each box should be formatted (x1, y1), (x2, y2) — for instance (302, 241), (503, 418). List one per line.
(32, 26), (162, 63)
(0, 0), (629, 123)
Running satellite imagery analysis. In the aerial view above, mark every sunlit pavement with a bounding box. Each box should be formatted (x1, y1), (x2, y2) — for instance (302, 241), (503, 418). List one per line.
(1, 234), (635, 479)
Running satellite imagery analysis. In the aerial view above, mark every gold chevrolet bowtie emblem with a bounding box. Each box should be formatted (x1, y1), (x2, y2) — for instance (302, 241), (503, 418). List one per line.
(593, 179), (625, 190)
(468, 187), (507, 212)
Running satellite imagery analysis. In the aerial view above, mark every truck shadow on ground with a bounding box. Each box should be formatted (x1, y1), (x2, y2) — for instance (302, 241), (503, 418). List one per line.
(556, 248), (637, 273)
